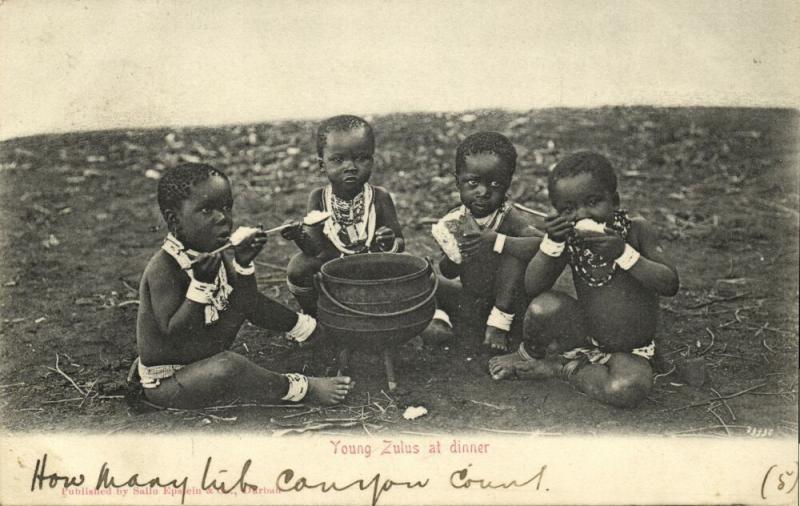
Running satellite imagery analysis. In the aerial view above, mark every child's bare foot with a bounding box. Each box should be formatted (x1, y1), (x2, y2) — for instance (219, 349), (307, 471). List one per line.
(489, 351), (556, 380)
(306, 376), (354, 405)
(514, 357), (558, 379)
(483, 326), (508, 353)
(419, 318), (453, 345)
(488, 351), (523, 380)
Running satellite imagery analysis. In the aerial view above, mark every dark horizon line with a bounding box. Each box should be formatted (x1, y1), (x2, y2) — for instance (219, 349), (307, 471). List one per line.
(2, 104), (797, 144)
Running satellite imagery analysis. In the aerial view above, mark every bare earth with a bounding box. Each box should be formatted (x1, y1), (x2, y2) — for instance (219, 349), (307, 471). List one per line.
(0, 107), (797, 437)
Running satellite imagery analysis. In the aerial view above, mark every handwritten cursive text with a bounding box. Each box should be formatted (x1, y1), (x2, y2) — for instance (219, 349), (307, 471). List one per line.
(30, 454), (85, 491)
(450, 463), (547, 490)
(276, 468), (429, 506)
(96, 462), (189, 504)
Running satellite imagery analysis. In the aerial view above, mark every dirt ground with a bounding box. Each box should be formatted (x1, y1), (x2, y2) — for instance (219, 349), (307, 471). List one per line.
(0, 107), (797, 437)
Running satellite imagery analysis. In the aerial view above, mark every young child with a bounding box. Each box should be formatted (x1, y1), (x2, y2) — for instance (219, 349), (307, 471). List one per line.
(283, 115), (404, 316)
(428, 132), (544, 352)
(135, 163), (354, 409)
(489, 152), (679, 408)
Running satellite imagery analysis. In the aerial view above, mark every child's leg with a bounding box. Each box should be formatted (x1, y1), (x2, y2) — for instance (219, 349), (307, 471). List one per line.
(434, 275), (462, 317)
(521, 291), (587, 357)
(568, 353), (653, 408)
(287, 252), (324, 316)
(484, 255), (527, 352)
(488, 291), (586, 379)
(419, 275), (460, 344)
(143, 351), (353, 409)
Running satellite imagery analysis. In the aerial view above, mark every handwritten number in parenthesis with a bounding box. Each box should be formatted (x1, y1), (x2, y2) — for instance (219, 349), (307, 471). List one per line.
(778, 466), (798, 495)
(761, 462), (798, 500)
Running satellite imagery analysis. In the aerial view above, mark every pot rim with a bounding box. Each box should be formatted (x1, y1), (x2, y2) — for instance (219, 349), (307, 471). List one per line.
(320, 252), (430, 286)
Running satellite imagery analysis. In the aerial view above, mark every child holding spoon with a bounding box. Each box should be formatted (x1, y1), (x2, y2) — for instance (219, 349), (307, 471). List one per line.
(134, 163), (353, 408)
(282, 115), (405, 316)
(189, 214), (330, 265)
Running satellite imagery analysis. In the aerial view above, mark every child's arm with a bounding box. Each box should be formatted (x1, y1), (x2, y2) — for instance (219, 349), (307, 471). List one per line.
(280, 190), (326, 256)
(502, 217), (545, 261)
(240, 278), (303, 331)
(524, 249), (567, 296)
(282, 225), (320, 256)
(503, 236), (543, 261)
(461, 231), (543, 262)
(460, 211), (542, 262)
(281, 189), (325, 256)
(302, 188), (341, 259)
(627, 220), (679, 296)
(586, 218), (679, 296)
(147, 255), (220, 337)
(232, 232), (306, 330)
(235, 268), (319, 342)
(582, 218), (679, 296)
(373, 188), (405, 252)
(524, 213), (571, 296)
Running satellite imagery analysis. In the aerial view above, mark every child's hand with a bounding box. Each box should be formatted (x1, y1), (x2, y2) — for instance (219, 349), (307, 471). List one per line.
(280, 222), (305, 241)
(193, 255), (222, 283)
(233, 230), (268, 266)
(581, 230), (625, 260)
(375, 226), (396, 251)
(460, 230), (497, 262)
(544, 212), (575, 242)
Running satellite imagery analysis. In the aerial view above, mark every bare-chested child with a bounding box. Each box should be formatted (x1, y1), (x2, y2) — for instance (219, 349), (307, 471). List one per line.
(282, 115), (404, 316)
(135, 163), (353, 409)
(489, 152), (679, 408)
(428, 132), (544, 353)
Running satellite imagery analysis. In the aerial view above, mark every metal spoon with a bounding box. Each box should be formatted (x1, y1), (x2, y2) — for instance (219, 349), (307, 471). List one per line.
(512, 202), (549, 218)
(188, 212), (331, 265)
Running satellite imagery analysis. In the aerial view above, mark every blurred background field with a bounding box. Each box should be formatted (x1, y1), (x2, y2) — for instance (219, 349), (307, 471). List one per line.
(0, 106), (796, 436)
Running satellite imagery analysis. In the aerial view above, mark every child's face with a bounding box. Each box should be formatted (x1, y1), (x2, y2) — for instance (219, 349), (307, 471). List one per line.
(456, 152), (512, 218)
(321, 127), (374, 195)
(170, 175), (234, 252)
(550, 172), (619, 224)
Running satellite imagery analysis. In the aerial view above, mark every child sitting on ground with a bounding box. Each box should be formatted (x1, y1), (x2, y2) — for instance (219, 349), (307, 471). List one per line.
(134, 163), (353, 409)
(489, 152), (679, 408)
(428, 132), (544, 353)
(282, 115), (404, 316)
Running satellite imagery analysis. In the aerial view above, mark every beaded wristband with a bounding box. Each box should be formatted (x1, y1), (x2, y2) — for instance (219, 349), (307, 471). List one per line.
(186, 279), (216, 304)
(232, 258), (255, 276)
(493, 233), (507, 254)
(539, 235), (565, 257)
(614, 244), (641, 270)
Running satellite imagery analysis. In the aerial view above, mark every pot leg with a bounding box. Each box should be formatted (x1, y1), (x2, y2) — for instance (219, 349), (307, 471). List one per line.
(337, 347), (350, 377)
(383, 348), (397, 391)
